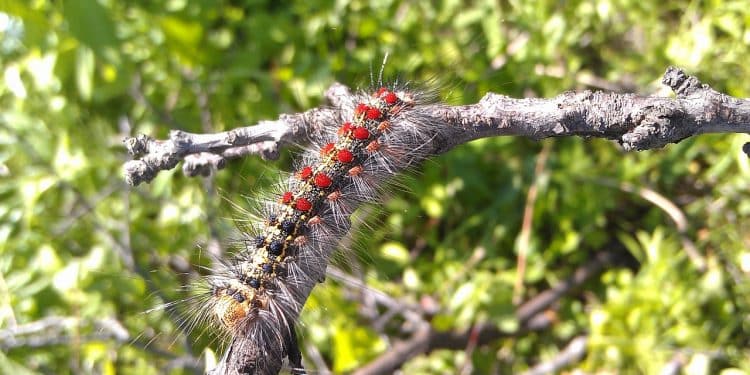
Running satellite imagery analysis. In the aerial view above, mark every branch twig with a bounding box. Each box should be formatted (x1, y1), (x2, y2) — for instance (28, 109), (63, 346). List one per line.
(520, 335), (588, 375)
(514, 142), (551, 304)
(352, 249), (625, 375)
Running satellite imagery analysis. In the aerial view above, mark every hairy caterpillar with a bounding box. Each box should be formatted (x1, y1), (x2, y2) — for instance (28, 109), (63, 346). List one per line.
(185, 84), (444, 374)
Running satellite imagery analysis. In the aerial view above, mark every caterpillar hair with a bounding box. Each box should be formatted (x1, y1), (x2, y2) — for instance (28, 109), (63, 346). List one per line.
(182, 82), (448, 374)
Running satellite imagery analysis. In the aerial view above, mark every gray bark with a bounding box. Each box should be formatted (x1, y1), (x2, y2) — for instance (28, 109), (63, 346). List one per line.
(124, 67), (750, 187)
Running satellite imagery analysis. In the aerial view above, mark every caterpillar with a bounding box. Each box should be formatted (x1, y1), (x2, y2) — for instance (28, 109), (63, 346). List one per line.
(190, 84), (444, 374)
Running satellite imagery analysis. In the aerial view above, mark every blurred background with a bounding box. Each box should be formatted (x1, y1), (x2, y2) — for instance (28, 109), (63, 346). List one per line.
(1, 0), (749, 374)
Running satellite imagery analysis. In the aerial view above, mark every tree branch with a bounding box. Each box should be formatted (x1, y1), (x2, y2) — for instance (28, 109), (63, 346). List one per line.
(433, 66), (750, 152)
(352, 248), (627, 375)
(123, 67), (750, 186)
(122, 110), (334, 185)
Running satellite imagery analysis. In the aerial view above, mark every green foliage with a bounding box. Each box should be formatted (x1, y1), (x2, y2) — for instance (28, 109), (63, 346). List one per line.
(1, 0), (748, 374)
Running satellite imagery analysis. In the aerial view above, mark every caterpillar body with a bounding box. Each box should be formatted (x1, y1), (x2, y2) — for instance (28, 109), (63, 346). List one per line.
(196, 86), (440, 374)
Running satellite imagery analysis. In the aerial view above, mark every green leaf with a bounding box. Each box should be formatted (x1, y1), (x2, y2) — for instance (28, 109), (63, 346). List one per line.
(62, 0), (118, 54)
(159, 15), (205, 64)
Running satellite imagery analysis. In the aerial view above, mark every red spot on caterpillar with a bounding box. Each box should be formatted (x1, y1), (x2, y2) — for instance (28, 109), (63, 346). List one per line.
(337, 149), (354, 163)
(348, 165), (363, 176)
(281, 191), (293, 204)
(366, 107), (381, 120)
(384, 92), (398, 104)
(314, 173), (332, 188)
(366, 140), (380, 152)
(355, 103), (369, 115)
(338, 122), (353, 135)
(375, 87), (388, 97)
(295, 197), (312, 211)
(299, 166), (313, 180)
(307, 216), (322, 225)
(321, 143), (335, 156)
(377, 120), (391, 132)
(353, 127), (370, 140)
(327, 190), (341, 201)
